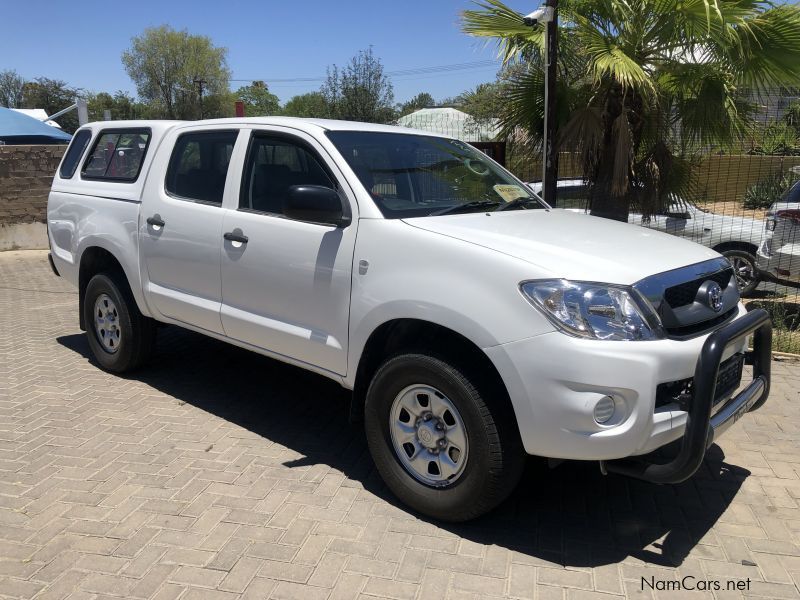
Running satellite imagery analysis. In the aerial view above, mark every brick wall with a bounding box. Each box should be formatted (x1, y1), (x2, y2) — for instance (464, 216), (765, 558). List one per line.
(691, 154), (800, 204)
(0, 145), (66, 225)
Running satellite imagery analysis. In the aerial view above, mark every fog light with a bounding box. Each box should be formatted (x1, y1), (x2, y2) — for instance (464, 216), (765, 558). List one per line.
(594, 396), (615, 424)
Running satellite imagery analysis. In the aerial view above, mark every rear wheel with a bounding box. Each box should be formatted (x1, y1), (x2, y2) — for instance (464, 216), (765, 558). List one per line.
(721, 249), (759, 296)
(364, 353), (524, 521)
(83, 272), (155, 373)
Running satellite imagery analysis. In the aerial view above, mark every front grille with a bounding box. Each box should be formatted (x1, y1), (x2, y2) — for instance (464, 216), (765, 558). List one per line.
(634, 258), (741, 339)
(664, 268), (734, 308)
(664, 306), (737, 337)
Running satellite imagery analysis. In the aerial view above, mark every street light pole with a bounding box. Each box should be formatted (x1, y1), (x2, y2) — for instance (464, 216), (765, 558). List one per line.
(523, 3), (558, 206)
(542, 0), (559, 207)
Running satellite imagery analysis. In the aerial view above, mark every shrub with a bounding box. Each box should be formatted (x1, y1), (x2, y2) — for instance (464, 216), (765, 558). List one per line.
(747, 300), (800, 354)
(742, 171), (798, 209)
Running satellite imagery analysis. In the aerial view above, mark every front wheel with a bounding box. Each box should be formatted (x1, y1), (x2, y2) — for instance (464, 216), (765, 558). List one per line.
(83, 272), (155, 373)
(721, 249), (760, 296)
(364, 353), (524, 521)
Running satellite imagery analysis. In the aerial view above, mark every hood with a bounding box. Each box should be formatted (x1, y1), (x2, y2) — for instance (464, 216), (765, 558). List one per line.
(404, 209), (720, 285)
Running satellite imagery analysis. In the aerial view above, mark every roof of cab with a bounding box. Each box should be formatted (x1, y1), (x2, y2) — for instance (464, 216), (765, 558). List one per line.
(76, 117), (450, 139)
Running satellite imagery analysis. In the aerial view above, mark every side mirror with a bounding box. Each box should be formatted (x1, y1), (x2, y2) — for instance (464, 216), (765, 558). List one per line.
(284, 185), (350, 227)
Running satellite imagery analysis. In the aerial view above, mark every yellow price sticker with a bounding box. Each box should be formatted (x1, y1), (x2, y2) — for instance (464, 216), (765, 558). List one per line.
(493, 184), (529, 202)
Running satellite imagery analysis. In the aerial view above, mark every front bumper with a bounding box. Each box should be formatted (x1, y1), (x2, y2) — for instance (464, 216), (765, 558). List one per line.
(757, 244), (800, 286)
(485, 305), (771, 474)
(601, 308), (771, 483)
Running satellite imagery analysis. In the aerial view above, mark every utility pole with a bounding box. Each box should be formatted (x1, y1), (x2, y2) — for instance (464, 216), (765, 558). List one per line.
(542, 0), (559, 208)
(523, 3), (558, 206)
(194, 79), (207, 119)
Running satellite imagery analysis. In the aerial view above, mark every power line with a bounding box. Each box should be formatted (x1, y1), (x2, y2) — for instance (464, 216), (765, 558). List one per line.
(229, 59), (500, 84)
(258, 66), (501, 89)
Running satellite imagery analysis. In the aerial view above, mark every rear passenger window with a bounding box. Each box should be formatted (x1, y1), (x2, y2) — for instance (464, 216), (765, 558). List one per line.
(166, 131), (238, 205)
(240, 135), (335, 215)
(82, 129), (151, 181)
(60, 129), (92, 179)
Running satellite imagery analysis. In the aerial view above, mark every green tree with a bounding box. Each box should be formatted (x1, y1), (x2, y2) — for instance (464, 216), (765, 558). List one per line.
(399, 92), (435, 116)
(122, 25), (231, 120)
(0, 69), (26, 108)
(282, 92), (331, 118)
(784, 100), (800, 132)
(463, 0), (800, 220)
(454, 82), (503, 123)
(235, 81), (280, 116)
(21, 77), (81, 133)
(84, 91), (138, 121)
(322, 48), (396, 123)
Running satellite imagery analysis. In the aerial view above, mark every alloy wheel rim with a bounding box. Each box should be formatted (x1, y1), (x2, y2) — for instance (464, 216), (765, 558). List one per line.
(389, 384), (469, 487)
(730, 256), (755, 291)
(93, 293), (121, 353)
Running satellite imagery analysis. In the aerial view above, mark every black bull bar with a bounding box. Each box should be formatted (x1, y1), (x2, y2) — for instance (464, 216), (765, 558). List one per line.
(601, 308), (772, 484)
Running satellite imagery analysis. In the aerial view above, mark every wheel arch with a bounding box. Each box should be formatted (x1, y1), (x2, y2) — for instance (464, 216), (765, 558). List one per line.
(712, 240), (759, 256)
(78, 246), (143, 330)
(350, 319), (518, 435)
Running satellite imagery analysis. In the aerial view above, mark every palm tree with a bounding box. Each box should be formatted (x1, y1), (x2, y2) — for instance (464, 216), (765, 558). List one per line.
(462, 0), (800, 220)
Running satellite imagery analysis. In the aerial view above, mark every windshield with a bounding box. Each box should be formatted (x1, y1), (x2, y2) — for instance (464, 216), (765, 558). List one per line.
(781, 180), (800, 203)
(326, 131), (546, 218)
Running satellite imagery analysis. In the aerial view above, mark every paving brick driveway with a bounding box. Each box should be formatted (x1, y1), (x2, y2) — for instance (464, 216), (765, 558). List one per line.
(1, 250), (799, 600)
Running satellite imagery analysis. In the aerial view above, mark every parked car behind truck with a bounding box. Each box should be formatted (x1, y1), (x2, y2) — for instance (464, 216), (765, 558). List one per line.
(528, 179), (765, 295)
(48, 118), (772, 521)
(757, 179), (800, 286)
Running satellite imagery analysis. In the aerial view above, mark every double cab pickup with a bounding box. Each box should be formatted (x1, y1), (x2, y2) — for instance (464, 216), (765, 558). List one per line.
(48, 118), (772, 521)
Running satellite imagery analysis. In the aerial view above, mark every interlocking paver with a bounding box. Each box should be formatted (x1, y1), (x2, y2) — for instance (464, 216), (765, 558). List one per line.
(0, 249), (798, 600)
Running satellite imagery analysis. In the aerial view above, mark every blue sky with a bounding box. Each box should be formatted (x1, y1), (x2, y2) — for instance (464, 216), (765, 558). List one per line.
(2, 0), (532, 105)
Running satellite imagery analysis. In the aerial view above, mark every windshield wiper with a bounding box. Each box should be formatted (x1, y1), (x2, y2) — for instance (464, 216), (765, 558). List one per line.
(494, 197), (541, 211)
(430, 200), (503, 216)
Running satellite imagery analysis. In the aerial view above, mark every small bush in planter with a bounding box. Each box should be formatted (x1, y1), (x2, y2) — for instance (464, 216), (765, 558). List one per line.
(742, 171), (797, 210)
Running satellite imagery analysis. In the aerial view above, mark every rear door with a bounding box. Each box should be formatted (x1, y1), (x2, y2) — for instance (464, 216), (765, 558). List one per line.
(219, 128), (357, 375)
(139, 127), (243, 334)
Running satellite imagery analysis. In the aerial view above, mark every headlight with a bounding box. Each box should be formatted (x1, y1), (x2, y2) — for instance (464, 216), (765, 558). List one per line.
(520, 280), (662, 341)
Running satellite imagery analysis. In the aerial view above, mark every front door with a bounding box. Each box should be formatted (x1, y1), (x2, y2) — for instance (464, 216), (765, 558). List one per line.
(220, 129), (357, 375)
(140, 128), (240, 334)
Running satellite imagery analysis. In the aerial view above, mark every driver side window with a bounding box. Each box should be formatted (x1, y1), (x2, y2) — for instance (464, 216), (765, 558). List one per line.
(240, 134), (335, 216)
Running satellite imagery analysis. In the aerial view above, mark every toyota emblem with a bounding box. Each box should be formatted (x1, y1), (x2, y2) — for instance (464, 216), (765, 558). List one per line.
(707, 282), (724, 312)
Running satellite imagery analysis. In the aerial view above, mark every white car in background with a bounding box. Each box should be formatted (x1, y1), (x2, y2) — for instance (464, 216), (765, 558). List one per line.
(757, 180), (800, 286)
(529, 179), (765, 295)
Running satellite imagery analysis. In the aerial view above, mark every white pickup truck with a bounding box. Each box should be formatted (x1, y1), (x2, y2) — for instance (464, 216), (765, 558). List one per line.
(47, 118), (772, 521)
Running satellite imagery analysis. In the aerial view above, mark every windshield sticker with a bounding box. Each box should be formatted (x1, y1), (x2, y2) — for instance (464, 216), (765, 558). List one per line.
(493, 184), (529, 203)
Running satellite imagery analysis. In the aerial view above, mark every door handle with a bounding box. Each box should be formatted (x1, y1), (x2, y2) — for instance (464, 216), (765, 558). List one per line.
(146, 216), (165, 228)
(223, 231), (249, 244)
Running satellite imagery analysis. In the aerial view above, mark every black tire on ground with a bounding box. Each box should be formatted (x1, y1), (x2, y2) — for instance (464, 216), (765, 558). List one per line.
(83, 272), (156, 373)
(364, 352), (525, 522)
(721, 249), (760, 296)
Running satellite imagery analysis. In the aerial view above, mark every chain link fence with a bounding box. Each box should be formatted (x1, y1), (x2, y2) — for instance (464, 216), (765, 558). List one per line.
(398, 97), (800, 353)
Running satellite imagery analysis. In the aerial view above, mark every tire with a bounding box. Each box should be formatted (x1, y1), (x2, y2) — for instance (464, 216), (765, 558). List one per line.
(83, 272), (156, 373)
(364, 353), (524, 521)
(721, 249), (760, 296)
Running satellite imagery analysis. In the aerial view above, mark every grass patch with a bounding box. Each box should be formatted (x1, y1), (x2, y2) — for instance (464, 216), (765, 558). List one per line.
(746, 300), (800, 354)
